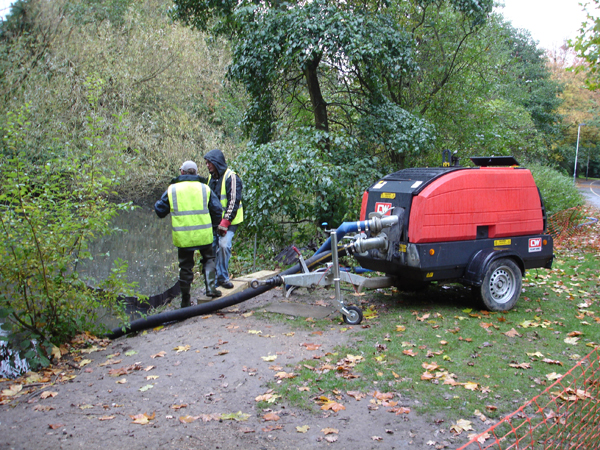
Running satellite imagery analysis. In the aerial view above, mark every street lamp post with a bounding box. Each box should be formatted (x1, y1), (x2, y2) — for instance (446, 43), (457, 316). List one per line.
(574, 123), (586, 184)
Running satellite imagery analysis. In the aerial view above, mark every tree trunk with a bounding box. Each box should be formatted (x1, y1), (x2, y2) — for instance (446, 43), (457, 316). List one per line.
(304, 53), (329, 133)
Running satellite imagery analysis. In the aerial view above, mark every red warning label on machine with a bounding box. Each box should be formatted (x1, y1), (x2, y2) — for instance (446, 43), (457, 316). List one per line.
(528, 238), (542, 252)
(375, 202), (393, 216)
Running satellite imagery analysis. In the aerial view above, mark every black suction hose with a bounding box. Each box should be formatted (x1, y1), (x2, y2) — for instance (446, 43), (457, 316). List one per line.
(107, 245), (349, 339)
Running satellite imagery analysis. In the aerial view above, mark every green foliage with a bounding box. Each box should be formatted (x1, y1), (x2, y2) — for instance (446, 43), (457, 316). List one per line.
(528, 163), (584, 215)
(358, 99), (435, 167)
(235, 128), (381, 247)
(469, 98), (546, 160)
(0, 0), (245, 200)
(0, 99), (139, 369)
(570, 0), (600, 90)
(66, 0), (134, 27)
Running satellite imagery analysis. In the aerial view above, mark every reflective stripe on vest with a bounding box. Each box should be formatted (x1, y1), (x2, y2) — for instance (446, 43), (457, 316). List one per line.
(167, 182), (213, 248)
(208, 168), (243, 225)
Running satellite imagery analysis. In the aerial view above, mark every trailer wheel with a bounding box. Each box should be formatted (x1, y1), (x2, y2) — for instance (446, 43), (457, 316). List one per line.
(343, 306), (363, 325)
(478, 258), (522, 311)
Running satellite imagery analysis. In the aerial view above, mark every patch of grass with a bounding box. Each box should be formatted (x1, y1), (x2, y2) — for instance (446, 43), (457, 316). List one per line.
(267, 248), (600, 424)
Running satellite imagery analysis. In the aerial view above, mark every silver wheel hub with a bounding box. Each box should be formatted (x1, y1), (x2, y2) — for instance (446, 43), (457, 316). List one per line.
(489, 267), (515, 304)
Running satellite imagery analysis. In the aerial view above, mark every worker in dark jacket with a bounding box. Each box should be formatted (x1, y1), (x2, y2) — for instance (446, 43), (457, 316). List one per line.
(154, 160), (223, 307)
(204, 149), (243, 290)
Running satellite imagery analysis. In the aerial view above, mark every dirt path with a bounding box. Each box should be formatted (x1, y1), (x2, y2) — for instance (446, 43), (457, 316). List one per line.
(0, 287), (459, 450)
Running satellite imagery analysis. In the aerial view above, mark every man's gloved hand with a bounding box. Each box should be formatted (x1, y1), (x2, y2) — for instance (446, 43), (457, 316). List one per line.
(218, 219), (231, 237)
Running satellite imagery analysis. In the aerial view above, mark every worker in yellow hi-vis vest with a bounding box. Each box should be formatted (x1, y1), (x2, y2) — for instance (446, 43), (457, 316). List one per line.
(154, 161), (224, 307)
(204, 149), (243, 290)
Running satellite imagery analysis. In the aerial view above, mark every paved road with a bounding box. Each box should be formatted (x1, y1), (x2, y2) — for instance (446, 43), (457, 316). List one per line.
(576, 179), (600, 210)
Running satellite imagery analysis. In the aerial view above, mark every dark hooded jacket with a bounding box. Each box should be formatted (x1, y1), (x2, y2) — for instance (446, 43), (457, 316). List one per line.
(204, 149), (243, 227)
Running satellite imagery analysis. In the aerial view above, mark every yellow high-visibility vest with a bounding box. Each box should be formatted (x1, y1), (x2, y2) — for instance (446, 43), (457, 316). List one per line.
(167, 181), (213, 248)
(208, 168), (243, 225)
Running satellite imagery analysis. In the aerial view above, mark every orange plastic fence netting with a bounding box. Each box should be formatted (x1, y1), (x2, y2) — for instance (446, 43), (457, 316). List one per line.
(547, 206), (599, 246)
(457, 346), (600, 449)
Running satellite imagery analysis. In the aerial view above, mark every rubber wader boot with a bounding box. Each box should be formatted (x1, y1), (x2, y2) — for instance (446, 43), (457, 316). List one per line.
(180, 280), (192, 308)
(204, 267), (222, 298)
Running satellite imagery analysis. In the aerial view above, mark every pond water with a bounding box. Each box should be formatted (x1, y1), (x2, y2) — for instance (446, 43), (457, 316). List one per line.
(79, 207), (179, 295)
(1, 207), (180, 378)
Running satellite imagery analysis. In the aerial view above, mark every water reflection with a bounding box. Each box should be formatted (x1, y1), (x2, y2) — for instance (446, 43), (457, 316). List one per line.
(79, 207), (178, 295)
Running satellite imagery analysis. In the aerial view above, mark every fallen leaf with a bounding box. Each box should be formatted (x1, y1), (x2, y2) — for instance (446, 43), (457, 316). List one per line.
(274, 371), (295, 379)
(150, 351), (167, 359)
(130, 412), (155, 425)
(33, 405), (55, 411)
(99, 359), (123, 367)
(255, 394), (281, 403)
(509, 363), (531, 370)
(98, 416), (115, 421)
(116, 378), (127, 384)
(324, 435), (338, 443)
(564, 337), (579, 345)
(474, 410), (487, 422)
(542, 358), (563, 366)
(388, 406), (411, 415)
(179, 415), (198, 423)
(173, 345), (191, 353)
(373, 391), (394, 401)
(321, 401), (345, 412)
(422, 362), (439, 371)
(146, 375), (159, 380)
(347, 391), (366, 401)
(301, 343), (321, 351)
(124, 350), (138, 357)
(170, 404), (188, 410)
(221, 411), (250, 421)
(80, 346), (101, 354)
(504, 328), (521, 338)
(296, 425), (310, 433)
(372, 436), (383, 441)
(139, 384), (153, 392)
(261, 355), (277, 362)
(2, 384), (23, 397)
(51, 346), (62, 361)
(263, 412), (280, 421)
(48, 423), (65, 430)
(321, 427), (339, 435)
(40, 391), (58, 399)
(450, 419), (473, 434)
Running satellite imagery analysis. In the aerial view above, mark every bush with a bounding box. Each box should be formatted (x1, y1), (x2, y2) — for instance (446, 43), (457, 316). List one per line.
(0, 102), (140, 370)
(528, 163), (584, 215)
(235, 128), (382, 249)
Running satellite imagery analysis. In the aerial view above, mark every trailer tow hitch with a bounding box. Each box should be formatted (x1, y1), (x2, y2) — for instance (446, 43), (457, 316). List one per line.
(250, 216), (399, 325)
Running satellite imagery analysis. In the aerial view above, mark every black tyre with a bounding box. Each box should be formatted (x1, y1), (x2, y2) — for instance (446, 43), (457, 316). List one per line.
(477, 258), (522, 311)
(343, 306), (363, 325)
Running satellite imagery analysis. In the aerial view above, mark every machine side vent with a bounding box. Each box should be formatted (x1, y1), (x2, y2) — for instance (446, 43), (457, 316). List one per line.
(476, 226), (489, 239)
